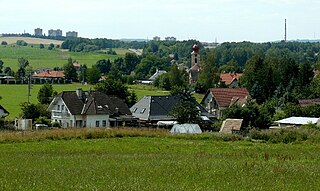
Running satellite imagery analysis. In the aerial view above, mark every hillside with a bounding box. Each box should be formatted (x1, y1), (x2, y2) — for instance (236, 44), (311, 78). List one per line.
(0, 45), (124, 71)
(0, 37), (63, 45)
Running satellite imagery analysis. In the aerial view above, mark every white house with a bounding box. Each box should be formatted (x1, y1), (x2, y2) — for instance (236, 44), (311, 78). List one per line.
(47, 89), (132, 128)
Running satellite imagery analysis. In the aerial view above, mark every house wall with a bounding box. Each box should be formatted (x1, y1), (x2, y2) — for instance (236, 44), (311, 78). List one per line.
(50, 98), (72, 128)
(86, 115), (110, 128)
(0, 109), (6, 117)
(202, 93), (220, 119)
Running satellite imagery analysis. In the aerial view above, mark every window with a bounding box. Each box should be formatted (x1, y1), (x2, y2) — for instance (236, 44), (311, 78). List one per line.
(140, 108), (146, 114)
(96, 121), (100, 127)
(61, 105), (64, 111)
(132, 107), (137, 113)
(195, 58), (198, 64)
(57, 105), (60, 110)
(102, 120), (107, 127)
(83, 121), (86, 127)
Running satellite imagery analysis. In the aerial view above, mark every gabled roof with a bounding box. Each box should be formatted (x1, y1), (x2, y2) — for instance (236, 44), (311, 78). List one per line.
(275, 117), (319, 125)
(0, 105), (9, 117)
(149, 70), (167, 81)
(202, 88), (249, 108)
(33, 71), (65, 78)
(220, 119), (243, 133)
(130, 96), (208, 121)
(220, 73), (242, 85)
(298, 99), (320, 107)
(50, 91), (131, 116)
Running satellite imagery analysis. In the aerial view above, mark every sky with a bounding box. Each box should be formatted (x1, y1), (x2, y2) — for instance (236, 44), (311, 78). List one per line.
(0, 0), (319, 42)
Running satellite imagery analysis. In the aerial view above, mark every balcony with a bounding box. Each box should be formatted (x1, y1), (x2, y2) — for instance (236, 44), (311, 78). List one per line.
(52, 110), (70, 119)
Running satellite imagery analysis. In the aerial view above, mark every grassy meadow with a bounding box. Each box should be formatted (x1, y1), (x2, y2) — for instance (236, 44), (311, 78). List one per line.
(0, 45), (125, 71)
(0, 130), (319, 190)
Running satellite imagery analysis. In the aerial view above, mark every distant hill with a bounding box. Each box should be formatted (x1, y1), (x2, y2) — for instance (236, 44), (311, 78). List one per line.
(0, 37), (63, 45)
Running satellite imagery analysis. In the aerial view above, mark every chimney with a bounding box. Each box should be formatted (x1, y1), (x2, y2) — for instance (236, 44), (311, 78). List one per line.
(76, 88), (83, 99)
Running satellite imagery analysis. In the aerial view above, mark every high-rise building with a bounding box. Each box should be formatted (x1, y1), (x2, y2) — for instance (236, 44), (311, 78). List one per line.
(153, 36), (161, 41)
(66, 31), (78, 38)
(34, 28), (43, 36)
(165, 37), (176, 41)
(48, 29), (63, 37)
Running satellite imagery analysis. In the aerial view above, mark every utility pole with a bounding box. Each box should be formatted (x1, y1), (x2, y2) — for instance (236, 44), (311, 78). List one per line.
(27, 72), (31, 103)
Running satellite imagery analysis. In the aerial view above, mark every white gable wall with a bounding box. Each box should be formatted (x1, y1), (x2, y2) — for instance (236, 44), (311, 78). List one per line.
(50, 98), (73, 128)
(0, 109), (6, 117)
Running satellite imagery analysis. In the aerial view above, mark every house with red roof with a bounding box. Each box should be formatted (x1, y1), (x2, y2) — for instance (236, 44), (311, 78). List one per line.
(220, 73), (242, 87)
(201, 88), (249, 119)
(33, 71), (65, 80)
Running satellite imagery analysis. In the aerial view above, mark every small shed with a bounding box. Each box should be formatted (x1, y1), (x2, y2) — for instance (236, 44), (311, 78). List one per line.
(170, 124), (202, 134)
(220, 119), (243, 134)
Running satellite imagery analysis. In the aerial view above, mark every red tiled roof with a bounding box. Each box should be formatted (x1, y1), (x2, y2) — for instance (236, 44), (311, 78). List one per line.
(190, 64), (200, 71)
(209, 88), (249, 107)
(33, 71), (65, 78)
(298, 99), (320, 107)
(220, 73), (242, 85)
(73, 62), (81, 68)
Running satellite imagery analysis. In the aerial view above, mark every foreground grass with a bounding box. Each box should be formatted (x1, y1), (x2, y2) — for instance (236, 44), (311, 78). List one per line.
(0, 129), (319, 190)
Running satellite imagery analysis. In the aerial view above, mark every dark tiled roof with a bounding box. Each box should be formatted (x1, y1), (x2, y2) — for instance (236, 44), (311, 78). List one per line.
(207, 88), (249, 107)
(130, 96), (208, 121)
(56, 91), (131, 116)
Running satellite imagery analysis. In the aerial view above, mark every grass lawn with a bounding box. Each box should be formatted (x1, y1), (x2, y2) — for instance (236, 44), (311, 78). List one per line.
(0, 45), (124, 71)
(0, 136), (319, 190)
(0, 84), (92, 119)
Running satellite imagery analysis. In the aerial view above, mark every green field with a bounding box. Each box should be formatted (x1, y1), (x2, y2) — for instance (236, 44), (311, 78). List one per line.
(0, 84), (170, 118)
(0, 134), (319, 190)
(0, 45), (124, 71)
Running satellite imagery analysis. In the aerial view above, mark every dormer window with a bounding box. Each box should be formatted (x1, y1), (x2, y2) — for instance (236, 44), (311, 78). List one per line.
(140, 108), (146, 114)
(132, 107), (137, 113)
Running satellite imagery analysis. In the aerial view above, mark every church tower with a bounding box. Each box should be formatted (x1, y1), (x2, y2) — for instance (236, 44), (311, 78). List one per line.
(191, 44), (200, 67)
(189, 44), (201, 84)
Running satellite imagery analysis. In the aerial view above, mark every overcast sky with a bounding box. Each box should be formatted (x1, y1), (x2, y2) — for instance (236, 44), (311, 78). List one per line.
(1, 0), (319, 42)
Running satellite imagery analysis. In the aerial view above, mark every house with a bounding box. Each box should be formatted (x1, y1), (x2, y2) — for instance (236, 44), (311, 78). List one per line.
(274, 117), (320, 128)
(47, 89), (132, 128)
(220, 73), (243, 88)
(33, 71), (65, 80)
(130, 95), (209, 124)
(149, 69), (167, 81)
(0, 105), (9, 118)
(201, 88), (249, 119)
